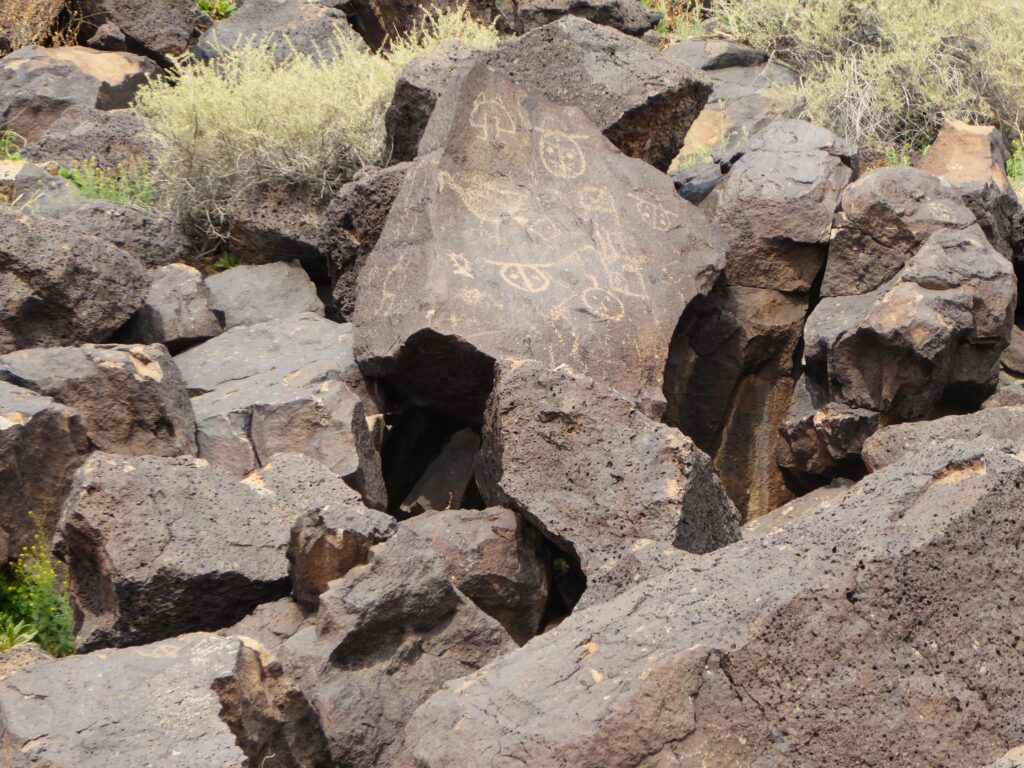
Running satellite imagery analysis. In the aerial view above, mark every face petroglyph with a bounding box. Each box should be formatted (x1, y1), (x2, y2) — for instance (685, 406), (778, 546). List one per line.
(538, 128), (588, 180)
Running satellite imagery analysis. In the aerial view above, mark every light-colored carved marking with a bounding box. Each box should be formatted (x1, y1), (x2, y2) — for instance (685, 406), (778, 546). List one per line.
(487, 261), (554, 293)
(377, 261), (405, 314)
(438, 170), (525, 241)
(538, 129), (587, 179)
(469, 94), (516, 142)
(581, 282), (625, 321)
(578, 186), (617, 216)
(629, 193), (679, 232)
(448, 251), (474, 279)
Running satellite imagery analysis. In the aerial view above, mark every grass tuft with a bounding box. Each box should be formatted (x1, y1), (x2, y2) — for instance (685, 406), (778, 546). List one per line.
(59, 158), (155, 209)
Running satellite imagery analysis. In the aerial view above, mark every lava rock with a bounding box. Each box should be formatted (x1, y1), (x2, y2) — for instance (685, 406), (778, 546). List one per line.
(206, 261), (324, 329)
(121, 263), (224, 352)
(79, 0), (200, 59)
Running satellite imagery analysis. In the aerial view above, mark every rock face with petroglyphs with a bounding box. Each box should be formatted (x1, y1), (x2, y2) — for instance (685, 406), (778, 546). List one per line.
(354, 63), (726, 423)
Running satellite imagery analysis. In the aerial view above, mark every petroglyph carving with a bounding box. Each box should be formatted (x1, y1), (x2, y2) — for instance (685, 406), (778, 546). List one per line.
(581, 279), (626, 321)
(470, 94), (517, 142)
(630, 193), (679, 232)
(487, 261), (554, 293)
(449, 252), (474, 279)
(438, 170), (526, 241)
(538, 128), (587, 179)
(578, 186), (617, 217)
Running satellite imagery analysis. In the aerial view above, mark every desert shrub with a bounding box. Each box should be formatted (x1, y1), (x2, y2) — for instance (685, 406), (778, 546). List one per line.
(1009, 140), (1024, 196)
(134, 5), (499, 240)
(707, 0), (1024, 147)
(0, 0), (64, 50)
(0, 520), (75, 657)
(197, 0), (236, 20)
(60, 158), (155, 208)
(641, 0), (706, 40)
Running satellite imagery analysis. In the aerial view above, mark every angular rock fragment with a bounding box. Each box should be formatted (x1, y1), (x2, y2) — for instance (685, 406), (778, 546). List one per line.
(26, 106), (154, 169)
(0, 633), (330, 768)
(222, 597), (312, 653)
(56, 453), (296, 651)
(0, 46), (157, 142)
(0, 209), (148, 353)
(385, 18), (711, 170)
(79, 0), (200, 59)
(478, 362), (739, 607)
(225, 186), (329, 277)
(122, 263), (223, 351)
(0, 644), (51, 679)
(0, 381), (88, 562)
(400, 441), (1024, 767)
(206, 261), (324, 329)
(399, 427), (480, 515)
(509, 0), (661, 35)
(176, 314), (362, 478)
(356, 64), (725, 422)
(0, 344), (197, 458)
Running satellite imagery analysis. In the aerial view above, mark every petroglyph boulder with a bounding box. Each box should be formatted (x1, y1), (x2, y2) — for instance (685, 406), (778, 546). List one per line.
(355, 64), (726, 422)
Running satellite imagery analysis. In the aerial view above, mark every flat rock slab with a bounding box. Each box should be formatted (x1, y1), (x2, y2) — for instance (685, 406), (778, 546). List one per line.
(478, 362), (739, 608)
(206, 261), (323, 330)
(0, 632), (329, 768)
(355, 63), (725, 422)
(400, 440), (1024, 766)
(122, 263), (223, 352)
(0, 343), (197, 457)
(57, 453), (296, 651)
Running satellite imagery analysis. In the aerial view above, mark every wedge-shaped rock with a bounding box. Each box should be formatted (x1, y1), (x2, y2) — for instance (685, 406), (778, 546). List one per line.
(0, 633), (330, 768)
(78, 0), (199, 59)
(0, 46), (157, 142)
(400, 441), (1024, 767)
(57, 453), (295, 651)
(176, 314), (362, 478)
(356, 64), (725, 422)
(0, 382), (88, 562)
(278, 523), (515, 768)
(386, 18), (711, 169)
(122, 263), (223, 351)
(206, 261), (323, 330)
(0, 344), (196, 457)
(478, 362), (739, 608)
(0, 209), (148, 353)
(805, 225), (1015, 419)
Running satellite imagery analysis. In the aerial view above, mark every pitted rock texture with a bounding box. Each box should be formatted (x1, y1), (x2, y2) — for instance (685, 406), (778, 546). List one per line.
(0, 343), (197, 458)
(206, 261), (324, 330)
(399, 441), (1024, 767)
(79, 0), (200, 59)
(478, 362), (739, 608)
(122, 263), (224, 352)
(355, 63), (725, 423)
(56, 453), (296, 651)
(0, 632), (330, 768)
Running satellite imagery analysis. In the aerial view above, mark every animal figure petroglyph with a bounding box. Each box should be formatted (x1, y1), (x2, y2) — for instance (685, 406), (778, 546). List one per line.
(469, 94), (517, 142)
(448, 252), (474, 279)
(438, 170), (525, 241)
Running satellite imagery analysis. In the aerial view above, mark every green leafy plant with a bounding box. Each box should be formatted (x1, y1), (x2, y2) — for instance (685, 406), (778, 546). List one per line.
(0, 129), (25, 161)
(0, 516), (75, 657)
(0, 616), (37, 652)
(59, 158), (155, 209)
(197, 0), (236, 20)
(214, 250), (239, 270)
(1008, 140), (1024, 196)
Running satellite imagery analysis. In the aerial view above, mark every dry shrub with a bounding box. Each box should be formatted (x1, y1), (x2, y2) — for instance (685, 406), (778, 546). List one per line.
(134, 5), (499, 240)
(0, 0), (66, 51)
(710, 0), (1024, 147)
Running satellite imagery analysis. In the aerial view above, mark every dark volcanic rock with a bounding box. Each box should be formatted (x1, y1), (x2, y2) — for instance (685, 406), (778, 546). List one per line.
(0, 632), (330, 768)
(206, 261), (324, 329)
(355, 63), (725, 423)
(385, 18), (711, 170)
(0, 46), (157, 143)
(26, 106), (154, 169)
(510, 0), (661, 35)
(478, 362), (739, 608)
(0, 209), (148, 353)
(51, 200), (191, 269)
(400, 441), (1024, 767)
(399, 427), (480, 515)
(225, 186), (328, 278)
(0, 344), (197, 458)
(79, 0), (200, 59)
(121, 263), (223, 351)
(56, 453), (296, 651)
(0, 381), (88, 562)
(278, 520), (516, 768)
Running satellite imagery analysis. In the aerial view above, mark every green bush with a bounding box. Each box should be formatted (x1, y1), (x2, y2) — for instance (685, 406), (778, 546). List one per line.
(0, 520), (75, 657)
(0, 129), (25, 161)
(134, 5), (499, 240)
(705, 0), (1024, 147)
(60, 158), (155, 209)
(197, 0), (236, 20)
(1008, 140), (1024, 197)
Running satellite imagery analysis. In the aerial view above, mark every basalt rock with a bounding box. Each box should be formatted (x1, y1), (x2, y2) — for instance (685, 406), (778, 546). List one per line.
(478, 362), (739, 608)
(206, 261), (324, 330)
(355, 63), (726, 423)
(0, 632), (331, 768)
(0, 343), (196, 458)
(56, 453), (296, 651)
(0, 209), (148, 353)
(400, 440), (1024, 767)
(52, 200), (191, 269)
(0, 381), (88, 562)
(121, 263), (224, 352)
(79, 0), (200, 59)
(25, 106), (154, 169)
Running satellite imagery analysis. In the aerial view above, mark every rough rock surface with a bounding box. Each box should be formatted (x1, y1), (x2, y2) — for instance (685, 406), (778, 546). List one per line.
(52, 200), (192, 269)
(0, 381), (88, 562)
(509, 0), (660, 35)
(0, 209), (148, 353)
(0, 46), (157, 143)
(355, 64), (725, 422)
(57, 453), (296, 651)
(225, 186), (328, 278)
(176, 314), (362, 478)
(25, 106), (154, 169)
(385, 18), (711, 170)
(0, 344), (197, 457)
(478, 362), (739, 607)
(0, 632), (330, 768)
(400, 441), (1024, 767)
(122, 263), (224, 352)
(206, 261), (324, 329)
(278, 520), (516, 768)
(79, 0), (200, 59)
